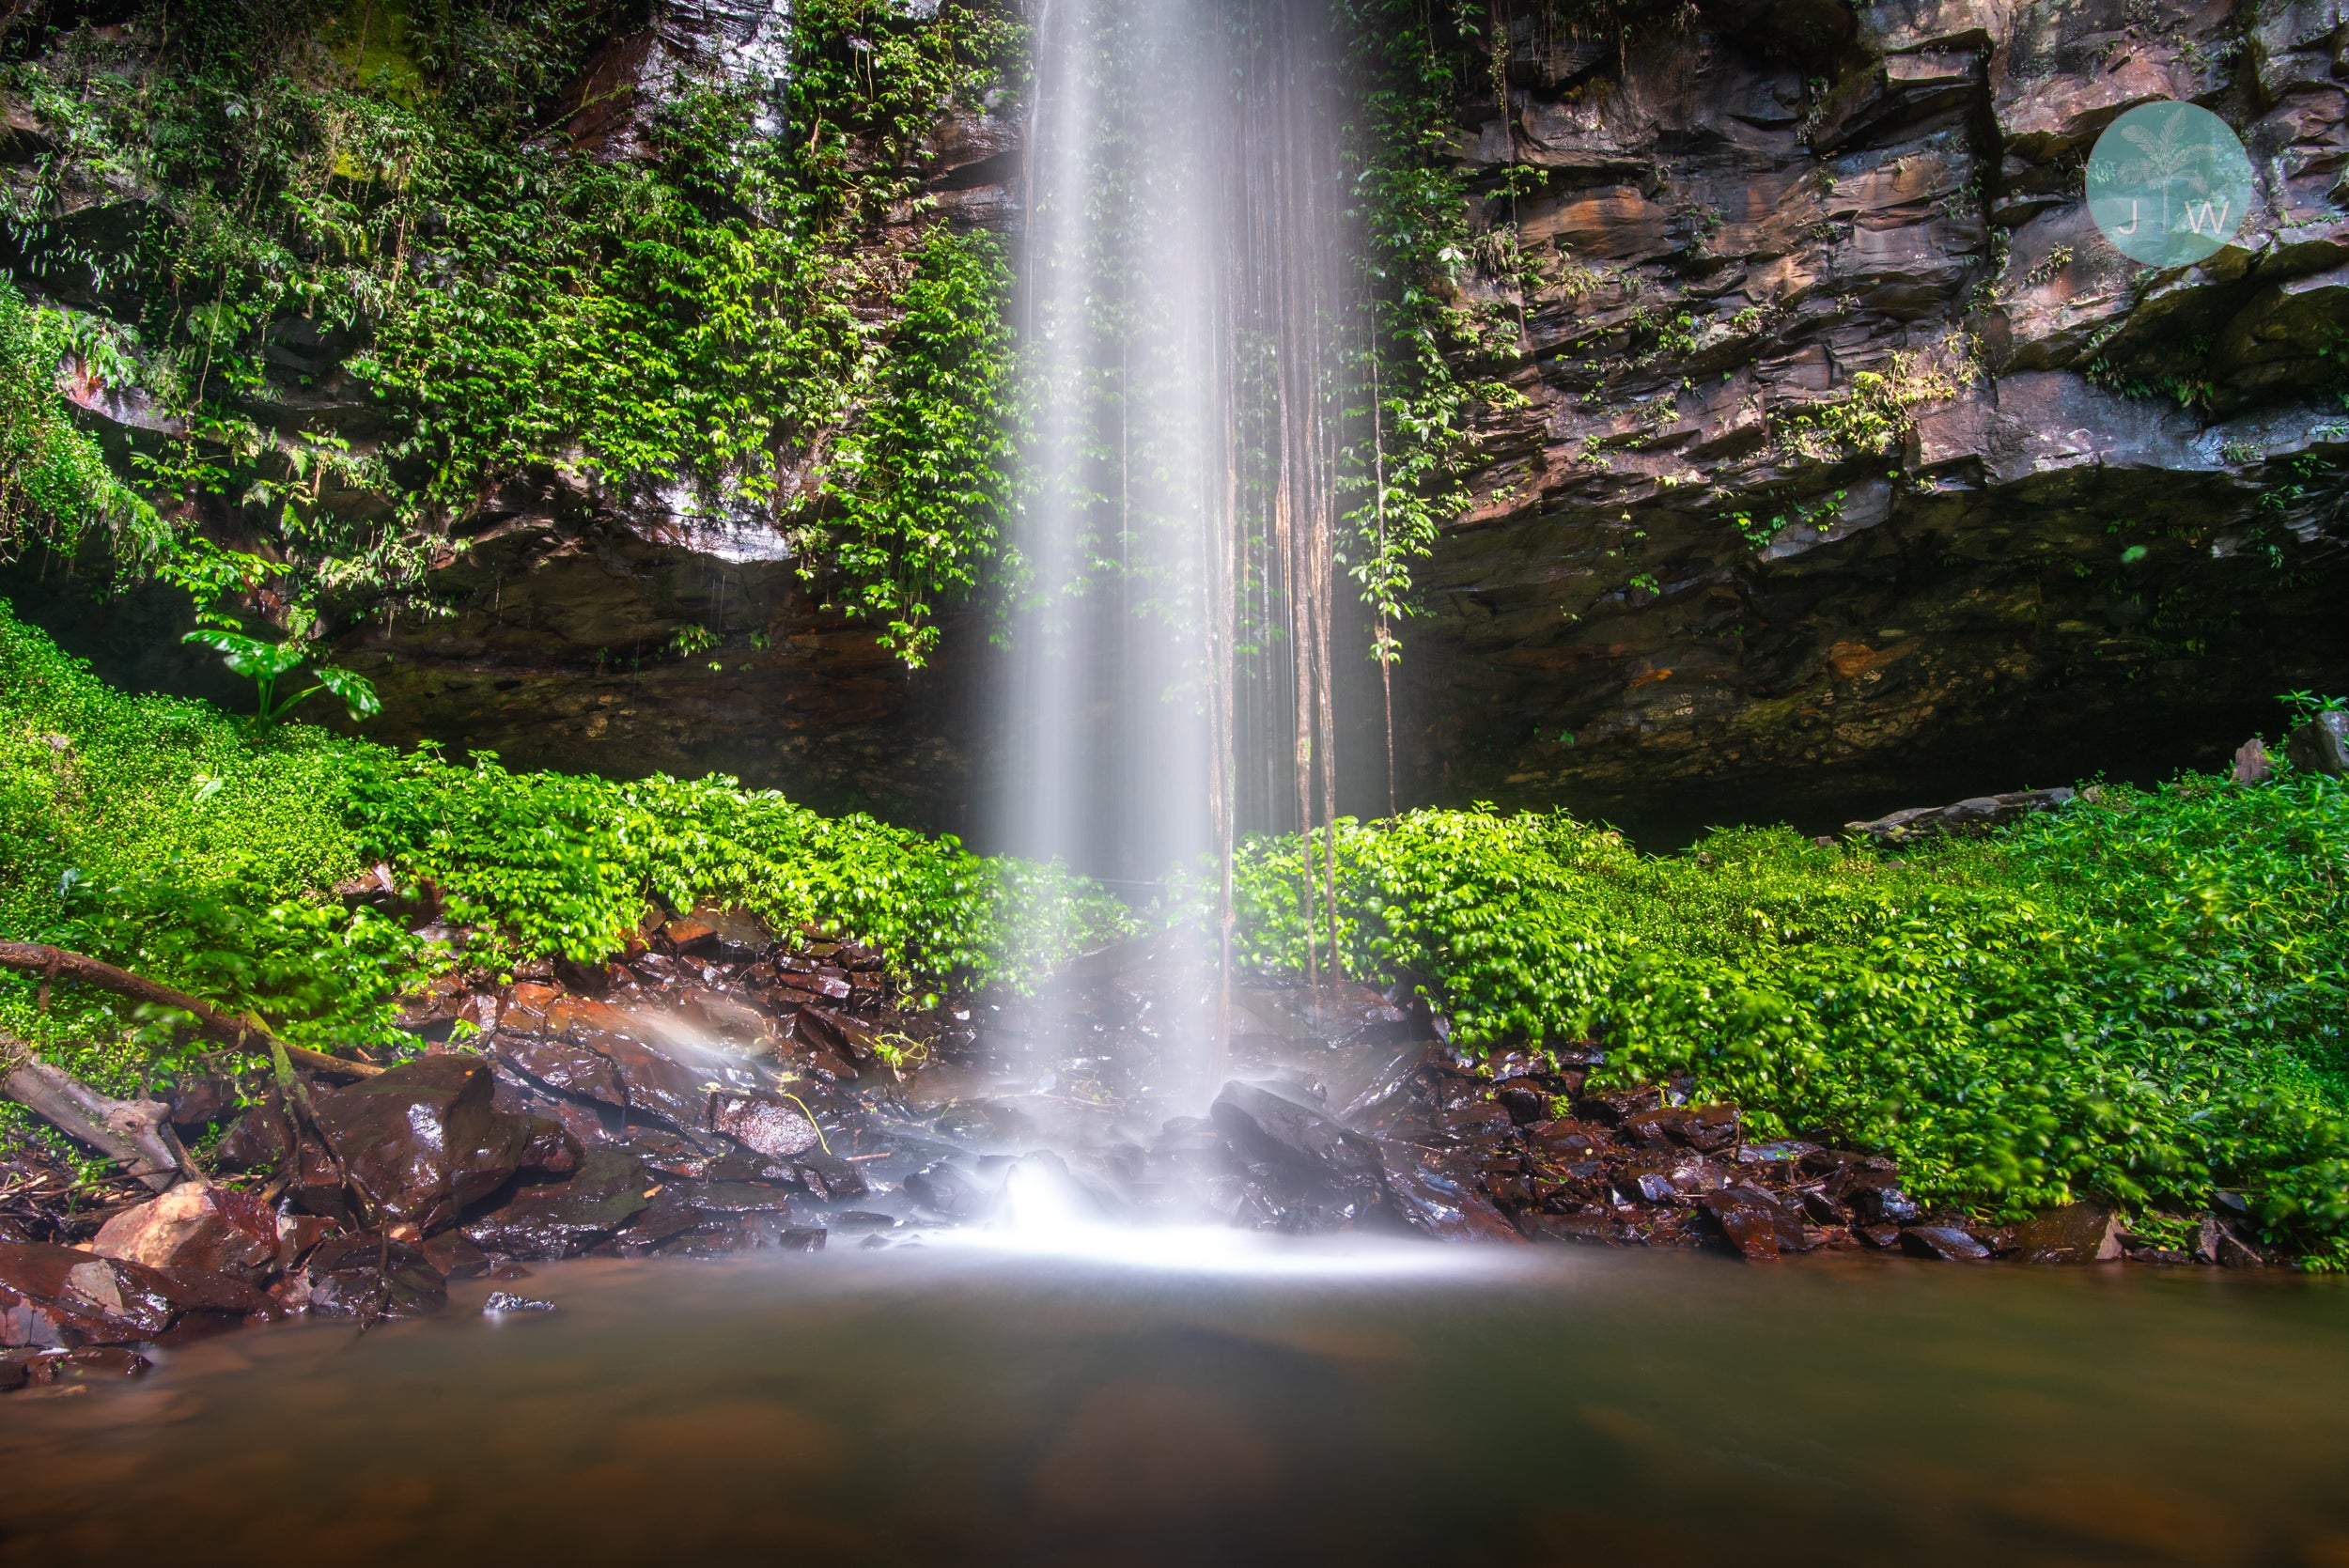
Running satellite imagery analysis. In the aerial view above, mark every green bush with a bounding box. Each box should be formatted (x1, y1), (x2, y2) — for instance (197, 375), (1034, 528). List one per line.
(0, 604), (1126, 1101)
(1233, 782), (2349, 1264)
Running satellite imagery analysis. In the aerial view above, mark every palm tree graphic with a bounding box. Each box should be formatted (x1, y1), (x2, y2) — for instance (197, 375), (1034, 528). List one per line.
(2105, 106), (2223, 245)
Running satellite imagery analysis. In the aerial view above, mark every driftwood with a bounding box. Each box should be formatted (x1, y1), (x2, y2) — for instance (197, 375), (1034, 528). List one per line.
(0, 1032), (189, 1192)
(0, 940), (383, 1079)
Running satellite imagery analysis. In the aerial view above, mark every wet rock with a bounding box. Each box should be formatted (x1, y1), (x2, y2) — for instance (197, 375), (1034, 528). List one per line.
(2010, 1203), (2124, 1264)
(91, 1180), (279, 1281)
(419, 1231), (490, 1281)
(797, 1004), (879, 1067)
(1491, 1082), (1554, 1126)
(0, 1357), (25, 1391)
(1575, 1087), (1662, 1125)
(2286, 711), (2349, 777)
(1682, 1105), (1742, 1153)
(460, 1147), (652, 1261)
(1617, 1149), (1730, 1203)
(1831, 1167), (1921, 1225)
(935, 1098), (1041, 1149)
(1517, 1210), (1617, 1246)
(1900, 1225), (1992, 1261)
(310, 1055), (578, 1233)
(708, 1089), (825, 1161)
(1619, 1108), (1694, 1149)
(483, 1292), (556, 1313)
(680, 986), (775, 1044)
(786, 1150), (869, 1202)
(1379, 1150), (1527, 1243)
(586, 1032), (719, 1132)
(164, 1063), (260, 1131)
(611, 1126), (728, 1181)
(904, 1158), (999, 1221)
(52, 1344), (150, 1379)
(0, 1242), (178, 1345)
(2232, 738), (2274, 785)
(494, 1034), (627, 1108)
(305, 1233), (449, 1319)
(1699, 1184), (1809, 1260)
(1525, 1119), (1613, 1158)
(1735, 1139), (1819, 1166)
(1212, 1080), (1385, 1188)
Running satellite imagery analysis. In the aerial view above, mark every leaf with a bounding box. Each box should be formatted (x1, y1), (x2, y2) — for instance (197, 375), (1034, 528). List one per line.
(182, 629), (304, 680)
(314, 665), (383, 722)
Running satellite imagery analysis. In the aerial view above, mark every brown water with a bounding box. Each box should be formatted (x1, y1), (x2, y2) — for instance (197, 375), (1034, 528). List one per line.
(3, 1241), (2345, 1567)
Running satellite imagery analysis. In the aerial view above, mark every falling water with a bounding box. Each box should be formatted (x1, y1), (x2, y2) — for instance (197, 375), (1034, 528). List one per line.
(995, 0), (1363, 1100)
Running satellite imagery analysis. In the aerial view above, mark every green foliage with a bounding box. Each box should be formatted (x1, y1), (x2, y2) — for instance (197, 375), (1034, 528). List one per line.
(821, 231), (1019, 663)
(0, 604), (1124, 1112)
(0, 602), (410, 1089)
(0, 279), (164, 568)
(0, 1), (1022, 662)
(180, 629), (382, 723)
(346, 745), (1132, 980)
(1229, 768), (2349, 1265)
(1334, 0), (1508, 663)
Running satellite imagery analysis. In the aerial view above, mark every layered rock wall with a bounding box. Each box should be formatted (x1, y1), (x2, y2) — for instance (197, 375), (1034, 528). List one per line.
(1406, 0), (2349, 830)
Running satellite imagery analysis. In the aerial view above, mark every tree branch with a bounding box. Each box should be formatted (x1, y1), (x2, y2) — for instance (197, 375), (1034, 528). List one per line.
(0, 941), (384, 1079)
(1, 1034), (188, 1192)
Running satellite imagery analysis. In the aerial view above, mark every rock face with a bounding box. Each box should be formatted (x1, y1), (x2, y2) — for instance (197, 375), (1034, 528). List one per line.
(8, 0), (2347, 834)
(1398, 0), (2349, 831)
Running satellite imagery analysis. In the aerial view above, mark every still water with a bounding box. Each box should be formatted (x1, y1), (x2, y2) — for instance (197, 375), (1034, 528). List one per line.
(3, 1242), (2344, 1566)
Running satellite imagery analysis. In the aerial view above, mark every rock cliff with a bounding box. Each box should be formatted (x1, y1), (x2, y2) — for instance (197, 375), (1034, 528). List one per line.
(8, 0), (2346, 836)
(1403, 0), (2349, 831)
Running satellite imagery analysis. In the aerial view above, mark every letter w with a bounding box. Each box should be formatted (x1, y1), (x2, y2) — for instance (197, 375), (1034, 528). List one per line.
(2184, 198), (2232, 236)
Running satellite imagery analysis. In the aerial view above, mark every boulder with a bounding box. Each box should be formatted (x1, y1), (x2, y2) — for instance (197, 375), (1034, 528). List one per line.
(2010, 1202), (2124, 1264)
(1378, 1150), (1526, 1243)
(305, 1233), (449, 1319)
(708, 1090), (825, 1162)
(495, 1034), (628, 1108)
(1210, 1079), (1386, 1188)
(309, 1054), (577, 1233)
(0, 1240), (260, 1347)
(1698, 1184), (1809, 1260)
(2286, 711), (2349, 777)
(2232, 738), (2274, 785)
(460, 1147), (652, 1261)
(91, 1180), (279, 1281)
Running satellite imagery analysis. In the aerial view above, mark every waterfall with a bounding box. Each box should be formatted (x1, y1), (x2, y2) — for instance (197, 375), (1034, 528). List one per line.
(997, 0), (1361, 1099)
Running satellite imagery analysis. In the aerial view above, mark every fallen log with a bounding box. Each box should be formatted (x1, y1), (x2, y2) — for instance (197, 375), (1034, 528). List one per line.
(0, 941), (384, 1079)
(1, 1032), (188, 1192)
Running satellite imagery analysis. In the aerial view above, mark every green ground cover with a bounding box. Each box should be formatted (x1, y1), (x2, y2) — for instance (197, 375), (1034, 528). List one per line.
(1235, 782), (2349, 1263)
(5, 604), (2345, 1263)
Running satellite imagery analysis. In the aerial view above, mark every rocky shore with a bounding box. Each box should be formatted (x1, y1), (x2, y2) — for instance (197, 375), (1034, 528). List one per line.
(0, 892), (2278, 1391)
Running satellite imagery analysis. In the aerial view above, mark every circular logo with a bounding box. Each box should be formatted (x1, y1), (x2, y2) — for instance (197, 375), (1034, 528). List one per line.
(2087, 101), (2254, 266)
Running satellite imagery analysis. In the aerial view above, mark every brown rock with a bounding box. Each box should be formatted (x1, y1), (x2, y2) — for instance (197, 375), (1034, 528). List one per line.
(1699, 1184), (1808, 1260)
(709, 1090), (825, 1162)
(91, 1181), (278, 1281)
(2010, 1202), (2123, 1264)
(496, 1034), (627, 1107)
(1899, 1224), (1992, 1260)
(309, 1054), (573, 1234)
(305, 1233), (448, 1319)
